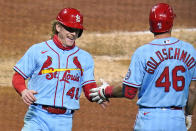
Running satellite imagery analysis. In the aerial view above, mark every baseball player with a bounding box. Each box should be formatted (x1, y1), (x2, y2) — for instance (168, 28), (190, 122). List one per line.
(12, 8), (105, 131)
(90, 3), (196, 131)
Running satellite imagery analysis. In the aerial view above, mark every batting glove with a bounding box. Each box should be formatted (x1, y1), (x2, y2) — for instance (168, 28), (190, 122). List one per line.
(90, 79), (109, 104)
(186, 115), (192, 130)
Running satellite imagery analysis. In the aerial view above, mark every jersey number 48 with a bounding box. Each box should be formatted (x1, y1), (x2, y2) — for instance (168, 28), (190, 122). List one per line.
(155, 66), (185, 92)
(66, 87), (79, 100)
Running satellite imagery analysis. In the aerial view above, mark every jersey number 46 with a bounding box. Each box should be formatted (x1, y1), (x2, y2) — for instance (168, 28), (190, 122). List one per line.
(155, 66), (185, 92)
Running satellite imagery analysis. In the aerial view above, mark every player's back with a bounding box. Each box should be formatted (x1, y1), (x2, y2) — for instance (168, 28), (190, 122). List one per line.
(137, 37), (196, 107)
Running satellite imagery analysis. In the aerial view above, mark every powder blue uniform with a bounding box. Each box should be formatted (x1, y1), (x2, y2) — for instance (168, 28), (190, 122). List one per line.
(14, 39), (95, 131)
(123, 37), (196, 131)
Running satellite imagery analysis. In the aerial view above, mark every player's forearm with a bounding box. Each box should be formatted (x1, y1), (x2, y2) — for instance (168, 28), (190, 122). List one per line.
(83, 82), (97, 102)
(12, 72), (27, 95)
(105, 84), (138, 99)
(185, 81), (196, 115)
(106, 86), (124, 98)
(90, 81), (138, 103)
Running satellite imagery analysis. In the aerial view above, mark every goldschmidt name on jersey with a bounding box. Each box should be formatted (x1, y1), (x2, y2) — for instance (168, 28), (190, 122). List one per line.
(145, 47), (196, 74)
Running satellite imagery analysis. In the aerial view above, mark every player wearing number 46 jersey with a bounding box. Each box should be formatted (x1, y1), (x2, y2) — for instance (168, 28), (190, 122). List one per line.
(12, 8), (106, 131)
(90, 3), (196, 131)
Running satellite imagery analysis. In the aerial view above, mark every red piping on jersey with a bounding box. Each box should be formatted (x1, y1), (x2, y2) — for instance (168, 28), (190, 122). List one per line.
(82, 80), (96, 86)
(14, 66), (28, 79)
(45, 41), (61, 106)
(149, 40), (180, 46)
(62, 48), (80, 107)
(123, 81), (141, 87)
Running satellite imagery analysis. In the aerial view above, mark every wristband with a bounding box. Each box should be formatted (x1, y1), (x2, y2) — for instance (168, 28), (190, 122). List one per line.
(104, 86), (114, 97)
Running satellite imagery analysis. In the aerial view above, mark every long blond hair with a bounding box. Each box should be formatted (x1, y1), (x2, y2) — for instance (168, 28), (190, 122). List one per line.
(50, 20), (61, 39)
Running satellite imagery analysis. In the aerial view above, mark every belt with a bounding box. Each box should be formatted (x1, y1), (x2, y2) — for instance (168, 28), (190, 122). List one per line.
(139, 106), (182, 110)
(33, 104), (75, 114)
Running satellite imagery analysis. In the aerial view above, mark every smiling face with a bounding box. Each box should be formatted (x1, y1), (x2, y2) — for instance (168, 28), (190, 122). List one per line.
(56, 23), (81, 47)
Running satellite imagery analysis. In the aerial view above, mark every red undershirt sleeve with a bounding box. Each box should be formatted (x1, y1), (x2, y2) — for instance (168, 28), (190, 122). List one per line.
(82, 82), (97, 102)
(12, 71), (27, 95)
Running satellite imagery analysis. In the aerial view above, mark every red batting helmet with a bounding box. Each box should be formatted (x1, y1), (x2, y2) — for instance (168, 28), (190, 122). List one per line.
(149, 3), (176, 33)
(56, 8), (83, 37)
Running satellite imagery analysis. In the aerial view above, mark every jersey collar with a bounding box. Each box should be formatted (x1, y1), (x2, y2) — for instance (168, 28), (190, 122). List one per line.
(149, 37), (179, 45)
(53, 34), (75, 51)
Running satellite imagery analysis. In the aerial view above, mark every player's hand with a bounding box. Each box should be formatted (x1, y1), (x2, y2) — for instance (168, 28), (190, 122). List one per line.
(90, 87), (104, 104)
(21, 89), (38, 106)
(90, 79), (109, 103)
(186, 115), (192, 130)
(100, 101), (109, 109)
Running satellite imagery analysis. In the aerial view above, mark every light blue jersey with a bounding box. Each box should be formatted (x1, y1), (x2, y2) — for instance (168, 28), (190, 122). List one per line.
(123, 37), (196, 131)
(123, 37), (196, 107)
(14, 40), (95, 110)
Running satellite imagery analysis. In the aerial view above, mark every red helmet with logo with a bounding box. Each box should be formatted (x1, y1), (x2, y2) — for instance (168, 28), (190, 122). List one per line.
(56, 8), (83, 37)
(149, 3), (176, 33)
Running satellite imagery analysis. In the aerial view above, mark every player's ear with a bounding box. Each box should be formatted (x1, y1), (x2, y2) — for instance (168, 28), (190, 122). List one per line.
(56, 23), (61, 33)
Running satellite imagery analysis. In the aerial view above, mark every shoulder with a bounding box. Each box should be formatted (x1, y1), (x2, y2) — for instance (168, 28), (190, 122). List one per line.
(133, 44), (150, 56)
(77, 48), (93, 59)
(178, 39), (196, 55)
(29, 41), (47, 50)
(77, 48), (94, 65)
(27, 41), (50, 53)
(179, 39), (195, 49)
